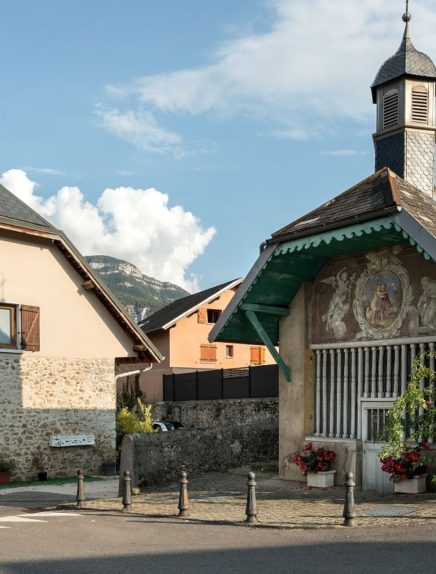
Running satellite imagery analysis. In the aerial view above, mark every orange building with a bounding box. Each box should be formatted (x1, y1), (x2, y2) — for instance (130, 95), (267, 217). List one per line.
(131, 279), (274, 402)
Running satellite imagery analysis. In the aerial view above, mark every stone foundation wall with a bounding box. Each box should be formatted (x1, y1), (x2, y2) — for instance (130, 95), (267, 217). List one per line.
(123, 422), (278, 486)
(152, 398), (278, 429)
(0, 354), (116, 480)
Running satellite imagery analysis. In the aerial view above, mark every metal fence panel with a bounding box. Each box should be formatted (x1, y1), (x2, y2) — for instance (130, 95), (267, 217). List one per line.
(250, 364), (279, 398)
(163, 364), (278, 402)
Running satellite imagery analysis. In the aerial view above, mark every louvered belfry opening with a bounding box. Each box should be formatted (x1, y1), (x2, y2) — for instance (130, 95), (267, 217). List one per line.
(411, 86), (429, 123)
(383, 91), (399, 128)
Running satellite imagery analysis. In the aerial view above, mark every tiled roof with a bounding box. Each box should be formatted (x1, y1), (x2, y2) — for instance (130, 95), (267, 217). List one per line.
(270, 168), (436, 243)
(139, 279), (241, 333)
(372, 28), (436, 99)
(0, 184), (55, 230)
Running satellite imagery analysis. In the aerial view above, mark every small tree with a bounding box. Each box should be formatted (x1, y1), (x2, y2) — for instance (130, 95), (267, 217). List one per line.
(116, 398), (154, 447)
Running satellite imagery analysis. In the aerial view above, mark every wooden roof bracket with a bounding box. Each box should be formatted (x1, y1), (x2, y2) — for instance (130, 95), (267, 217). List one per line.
(242, 307), (291, 382)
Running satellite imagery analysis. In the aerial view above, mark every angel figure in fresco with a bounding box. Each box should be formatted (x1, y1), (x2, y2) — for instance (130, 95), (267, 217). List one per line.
(321, 268), (356, 338)
(418, 277), (436, 330)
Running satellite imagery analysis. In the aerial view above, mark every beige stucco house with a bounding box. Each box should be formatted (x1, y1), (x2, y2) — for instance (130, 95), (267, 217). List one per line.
(130, 279), (274, 402)
(0, 183), (163, 480)
(210, 13), (436, 492)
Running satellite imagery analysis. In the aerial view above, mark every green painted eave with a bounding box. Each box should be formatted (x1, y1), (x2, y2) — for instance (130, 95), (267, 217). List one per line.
(215, 216), (425, 345)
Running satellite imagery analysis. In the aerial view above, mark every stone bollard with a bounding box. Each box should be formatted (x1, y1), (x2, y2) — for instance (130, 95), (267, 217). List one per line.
(122, 470), (132, 512)
(343, 472), (357, 527)
(245, 472), (258, 524)
(76, 469), (85, 509)
(177, 470), (190, 518)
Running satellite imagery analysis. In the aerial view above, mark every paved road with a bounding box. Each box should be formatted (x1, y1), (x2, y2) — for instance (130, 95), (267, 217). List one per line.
(0, 511), (435, 574)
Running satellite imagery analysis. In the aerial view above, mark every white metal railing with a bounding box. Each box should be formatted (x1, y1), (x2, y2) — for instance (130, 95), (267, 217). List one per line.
(311, 338), (436, 441)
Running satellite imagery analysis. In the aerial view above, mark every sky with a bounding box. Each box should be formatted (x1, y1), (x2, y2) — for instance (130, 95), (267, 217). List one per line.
(2, 0), (436, 292)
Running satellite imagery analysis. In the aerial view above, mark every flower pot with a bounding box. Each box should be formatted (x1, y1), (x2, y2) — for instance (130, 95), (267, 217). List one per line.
(0, 471), (11, 485)
(394, 475), (427, 494)
(307, 470), (336, 488)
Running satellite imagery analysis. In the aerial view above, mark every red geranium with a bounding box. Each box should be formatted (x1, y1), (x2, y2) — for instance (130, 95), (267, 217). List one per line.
(380, 443), (428, 483)
(291, 443), (336, 475)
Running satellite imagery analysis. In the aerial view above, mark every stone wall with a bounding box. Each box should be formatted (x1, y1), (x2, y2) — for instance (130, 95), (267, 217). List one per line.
(152, 398), (278, 429)
(123, 422), (278, 486)
(0, 354), (116, 480)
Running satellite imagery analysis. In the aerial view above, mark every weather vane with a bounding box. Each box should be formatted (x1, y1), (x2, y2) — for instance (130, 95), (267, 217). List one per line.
(403, 0), (411, 23)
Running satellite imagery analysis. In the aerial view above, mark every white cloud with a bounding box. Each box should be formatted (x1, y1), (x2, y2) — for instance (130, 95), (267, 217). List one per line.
(96, 107), (185, 158)
(0, 169), (215, 291)
(100, 0), (436, 148)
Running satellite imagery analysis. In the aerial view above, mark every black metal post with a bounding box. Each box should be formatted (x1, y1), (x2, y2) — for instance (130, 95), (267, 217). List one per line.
(196, 371), (199, 400)
(178, 469), (190, 518)
(343, 472), (357, 527)
(221, 369), (224, 399)
(122, 470), (132, 512)
(245, 472), (258, 524)
(172, 373), (176, 401)
(76, 469), (85, 508)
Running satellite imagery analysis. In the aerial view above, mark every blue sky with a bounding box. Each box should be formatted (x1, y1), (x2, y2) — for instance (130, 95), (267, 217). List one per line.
(2, 0), (436, 291)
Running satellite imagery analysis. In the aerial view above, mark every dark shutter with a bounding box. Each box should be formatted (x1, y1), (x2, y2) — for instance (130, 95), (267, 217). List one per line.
(21, 306), (40, 352)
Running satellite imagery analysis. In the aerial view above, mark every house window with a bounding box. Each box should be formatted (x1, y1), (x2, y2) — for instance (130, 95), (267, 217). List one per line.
(250, 346), (265, 365)
(411, 86), (429, 124)
(383, 90), (399, 128)
(207, 309), (221, 324)
(0, 304), (40, 352)
(0, 304), (17, 349)
(200, 344), (217, 362)
(226, 345), (234, 358)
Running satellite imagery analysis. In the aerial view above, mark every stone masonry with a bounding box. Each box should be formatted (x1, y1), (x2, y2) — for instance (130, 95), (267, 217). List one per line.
(152, 398), (278, 429)
(0, 354), (116, 480)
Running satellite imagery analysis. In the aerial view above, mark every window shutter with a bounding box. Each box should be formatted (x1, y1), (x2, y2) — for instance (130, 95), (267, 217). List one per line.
(198, 308), (207, 324)
(250, 347), (260, 365)
(260, 347), (265, 364)
(21, 306), (40, 352)
(200, 345), (217, 361)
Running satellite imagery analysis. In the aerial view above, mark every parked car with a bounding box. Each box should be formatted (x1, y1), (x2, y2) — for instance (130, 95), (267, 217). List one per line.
(153, 421), (184, 432)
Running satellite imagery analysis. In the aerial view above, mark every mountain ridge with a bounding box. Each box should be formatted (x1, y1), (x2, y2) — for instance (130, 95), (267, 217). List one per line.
(85, 255), (189, 323)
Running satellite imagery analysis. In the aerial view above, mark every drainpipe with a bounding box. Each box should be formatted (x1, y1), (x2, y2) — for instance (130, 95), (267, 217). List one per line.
(115, 363), (153, 383)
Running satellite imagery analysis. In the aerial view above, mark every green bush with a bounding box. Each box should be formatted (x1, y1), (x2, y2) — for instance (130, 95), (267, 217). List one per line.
(116, 398), (154, 437)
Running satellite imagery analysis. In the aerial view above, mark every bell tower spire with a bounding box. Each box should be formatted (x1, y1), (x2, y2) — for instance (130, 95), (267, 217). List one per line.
(372, 1), (436, 199)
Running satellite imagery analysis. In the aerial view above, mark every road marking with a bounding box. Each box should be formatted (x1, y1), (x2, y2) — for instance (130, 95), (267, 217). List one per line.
(0, 516), (46, 523)
(20, 512), (82, 518)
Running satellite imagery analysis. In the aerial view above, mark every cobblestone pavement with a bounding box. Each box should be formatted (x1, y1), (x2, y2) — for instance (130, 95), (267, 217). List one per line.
(77, 467), (436, 529)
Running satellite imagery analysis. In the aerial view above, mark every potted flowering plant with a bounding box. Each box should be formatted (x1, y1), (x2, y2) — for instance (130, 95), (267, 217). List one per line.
(379, 353), (436, 494)
(0, 453), (15, 485)
(292, 442), (336, 488)
(380, 442), (429, 493)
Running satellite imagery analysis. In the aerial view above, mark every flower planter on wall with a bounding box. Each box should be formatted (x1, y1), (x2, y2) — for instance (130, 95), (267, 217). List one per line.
(307, 470), (336, 488)
(394, 475), (427, 494)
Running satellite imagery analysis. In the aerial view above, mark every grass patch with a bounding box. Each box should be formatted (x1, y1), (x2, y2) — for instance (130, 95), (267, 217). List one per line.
(0, 475), (103, 490)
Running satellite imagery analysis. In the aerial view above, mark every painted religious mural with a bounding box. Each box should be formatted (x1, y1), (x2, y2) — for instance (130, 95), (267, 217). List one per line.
(311, 246), (436, 344)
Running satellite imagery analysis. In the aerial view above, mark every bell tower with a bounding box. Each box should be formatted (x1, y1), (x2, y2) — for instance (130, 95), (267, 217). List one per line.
(372, 2), (436, 199)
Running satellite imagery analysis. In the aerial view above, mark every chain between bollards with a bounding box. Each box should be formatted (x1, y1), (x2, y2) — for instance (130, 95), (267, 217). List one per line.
(343, 471), (357, 527)
(245, 471), (258, 524)
(122, 470), (132, 512)
(178, 469), (190, 518)
(76, 469), (85, 509)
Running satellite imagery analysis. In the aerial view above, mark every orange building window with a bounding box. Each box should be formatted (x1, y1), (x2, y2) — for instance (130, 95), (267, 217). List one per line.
(200, 344), (217, 362)
(250, 346), (265, 365)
